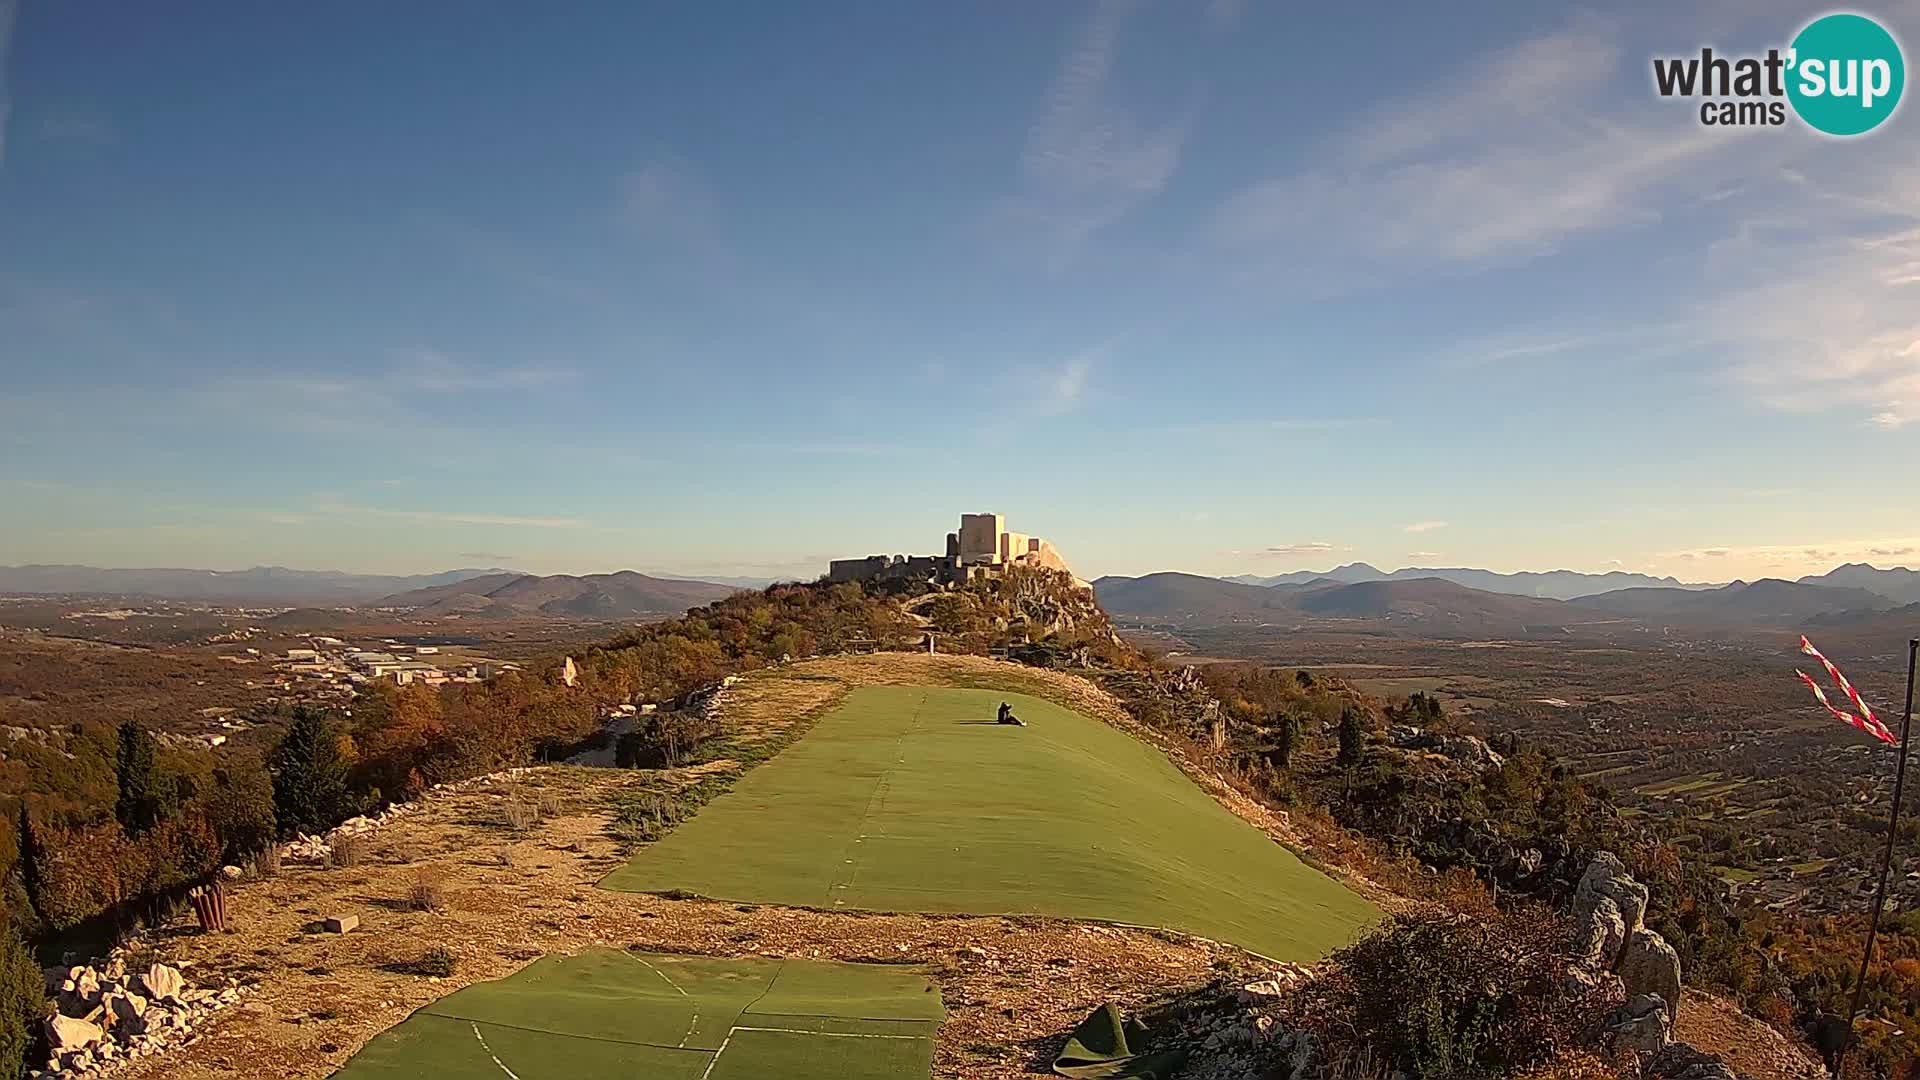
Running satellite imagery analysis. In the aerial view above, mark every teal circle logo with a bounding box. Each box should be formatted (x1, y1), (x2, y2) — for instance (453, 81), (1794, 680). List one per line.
(1787, 13), (1905, 136)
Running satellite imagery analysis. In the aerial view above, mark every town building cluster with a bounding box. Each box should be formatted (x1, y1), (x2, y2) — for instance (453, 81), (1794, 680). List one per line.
(274, 637), (517, 687)
(828, 512), (1077, 588)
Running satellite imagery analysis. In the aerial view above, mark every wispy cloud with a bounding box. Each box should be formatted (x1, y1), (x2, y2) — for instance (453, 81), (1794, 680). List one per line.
(36, 103), (114, 145)
(458, 551), (520, 563)
(1402, 520), (1448, 534)
(1231, 541), (1341, 558)
(1406, 551), (1442, 561)
(1705, 162), (1920, 430)
(1433, 325), (1683, 369)
(189, 351), (573, 436)
(387, 348), (576, 392)
(1658, 537), (1920, 569)
(0, 0), (19, 168)
(616, 153), (718, 243)
(1204, 13), (1747, 290)
(311, 501), (588, 530)
(993, 0), (1189, 270)
(1206, 0), (1245, 30)
(1001, 348), (1100, 416)
(1048, 351), (1094, 410)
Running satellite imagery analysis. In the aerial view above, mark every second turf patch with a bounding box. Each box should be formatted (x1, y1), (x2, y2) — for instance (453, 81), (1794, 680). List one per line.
(332, 950), (941, 1080)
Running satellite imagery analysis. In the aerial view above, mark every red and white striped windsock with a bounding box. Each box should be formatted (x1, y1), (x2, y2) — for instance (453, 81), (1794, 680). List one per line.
(1797, 635), (1896, 744)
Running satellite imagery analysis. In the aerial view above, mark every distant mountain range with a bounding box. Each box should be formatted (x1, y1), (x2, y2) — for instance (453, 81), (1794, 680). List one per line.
(0, 564), (754, 612)
(375, 571), (739, 619)
(1566, 579), (1897, 621)
(1222, 562), (1706, 600)
(1797, 563), (1920, 606)
(1094, 573), (1574, 634)
(0, 565), (516, 605)
(1099, 562), (1920, 634)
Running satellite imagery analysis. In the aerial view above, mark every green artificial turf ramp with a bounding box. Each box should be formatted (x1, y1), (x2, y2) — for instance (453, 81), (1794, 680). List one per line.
(602, 685), (1380, 961)
(332, 950), (943, 1080)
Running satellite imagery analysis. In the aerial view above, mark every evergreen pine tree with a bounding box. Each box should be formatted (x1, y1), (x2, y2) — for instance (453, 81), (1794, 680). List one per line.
(115, 719), (177, 834)
(270, 708), (353, 837)
(1337, 706), (1365, 768)
(0, 921), (40, 1080)
(1272, 711), (1297, 771)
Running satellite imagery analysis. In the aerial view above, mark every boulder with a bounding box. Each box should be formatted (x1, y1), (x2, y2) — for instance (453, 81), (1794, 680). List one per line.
(1574, 853), (1649, 967)
(1610, 994), (1673, 1055)
(64, 967), (101, 1003)
(1563, 966), (1625, 1000)
(1617, 929), (1683, 1026)
(1575, 895), (1627, 968)
(1236, 979), (1286, 1004)
(322, 915), (359, 934)
(141, 963), (186, 1004)
(44, 1013), (103, 1052)
(1577, 853), (1649, 933)
(1438, 733), (1504, 769)
(1647, 1042), (1746, 1080)
(105, 989), (148, 1022)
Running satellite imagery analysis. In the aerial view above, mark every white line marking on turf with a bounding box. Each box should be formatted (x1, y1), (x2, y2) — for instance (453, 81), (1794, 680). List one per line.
(471, 1023), (523, 1079)
(622, 951), (701, 1047)
(731, 1025), (924, 1039)
(698, 1030), (735, 1080)
(700, 1022), (928, 1079)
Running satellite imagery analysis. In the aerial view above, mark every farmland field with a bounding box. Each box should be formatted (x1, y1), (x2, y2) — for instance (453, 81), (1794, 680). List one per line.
(602, 685), (1379, 961)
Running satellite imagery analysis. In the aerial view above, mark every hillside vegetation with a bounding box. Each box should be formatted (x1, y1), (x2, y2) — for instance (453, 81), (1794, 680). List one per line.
(0, 568), (1849, 1078)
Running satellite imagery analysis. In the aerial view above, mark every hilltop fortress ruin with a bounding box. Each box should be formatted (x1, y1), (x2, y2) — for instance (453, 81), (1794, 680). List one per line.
(828, 512), (1077, 588)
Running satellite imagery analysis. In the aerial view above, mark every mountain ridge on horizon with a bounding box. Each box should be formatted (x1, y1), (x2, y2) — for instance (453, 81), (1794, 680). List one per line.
(0, 563), (772, 606)
(1096, 568), (1911, 631)
(1218, 560), (1920, 603)
(1221, 561), (1717, 599)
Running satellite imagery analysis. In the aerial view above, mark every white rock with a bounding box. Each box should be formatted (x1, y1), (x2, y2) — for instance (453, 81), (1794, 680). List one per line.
(44, 1014), (103, 1052)
(105, 991), (147, 1023)
(140, 964), (185, 1005)
(1236, 979), (1286, 1003)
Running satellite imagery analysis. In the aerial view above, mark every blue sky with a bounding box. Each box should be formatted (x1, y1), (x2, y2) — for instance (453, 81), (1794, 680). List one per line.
(2, 0), (1918, 583)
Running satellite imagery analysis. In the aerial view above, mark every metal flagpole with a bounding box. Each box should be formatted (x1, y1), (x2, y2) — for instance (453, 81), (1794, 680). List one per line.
(1838, 638), (1920, 1078)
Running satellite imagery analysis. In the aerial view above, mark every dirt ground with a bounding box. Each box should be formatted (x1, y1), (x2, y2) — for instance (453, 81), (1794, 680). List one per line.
(112, 765), (1246, 1080)
(110, 654), (1818, 1080)
(1678, 993), (1825, 1080)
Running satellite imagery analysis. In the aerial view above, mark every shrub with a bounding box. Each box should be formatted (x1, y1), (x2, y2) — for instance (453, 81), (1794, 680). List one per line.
(0, 922), (42, 1080)
(408, 868), (446, 912)
(202, 760), (277, 863)
(610, 793), (682, 844)
(1295, 908), (1618, 1080)
(616, 713), (721, 769)
(502, 799), (539, 832)
(411, 944), (456, 977)
(248, 843), (280, 880)
(326, 835), (365, 869)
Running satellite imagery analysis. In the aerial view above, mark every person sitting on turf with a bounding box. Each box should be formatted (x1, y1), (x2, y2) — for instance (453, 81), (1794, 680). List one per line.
(997, 701), (1024, 726)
